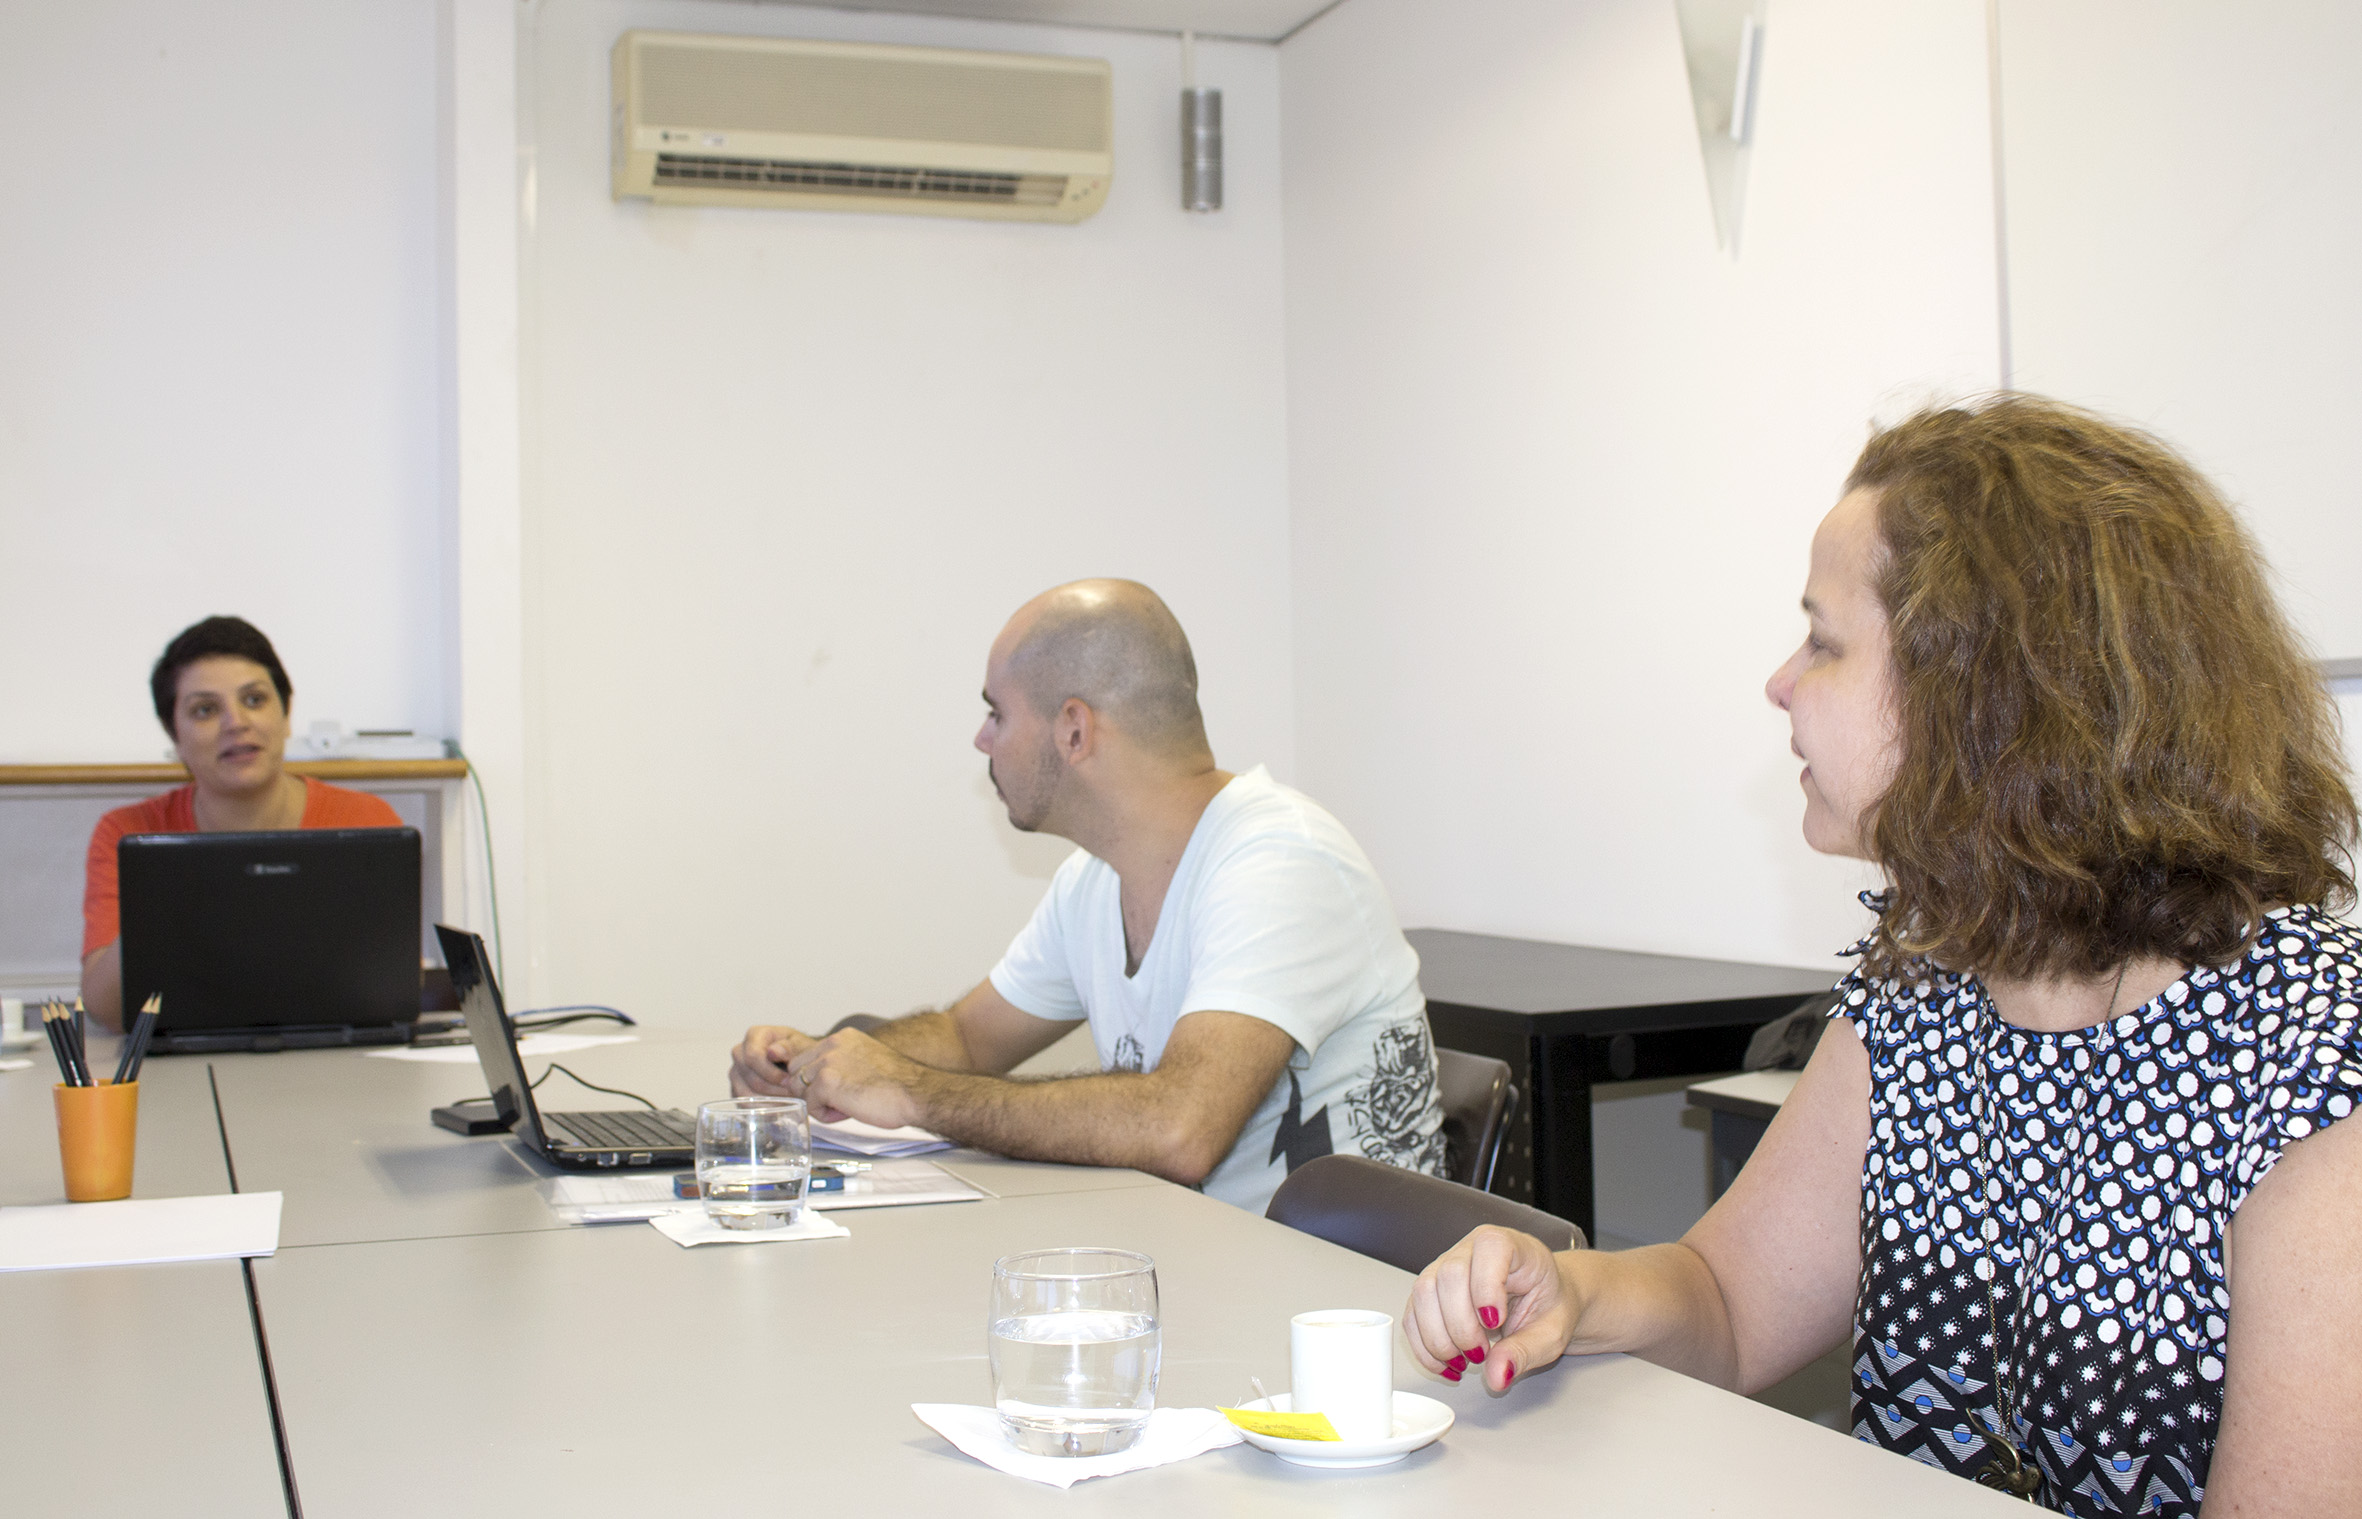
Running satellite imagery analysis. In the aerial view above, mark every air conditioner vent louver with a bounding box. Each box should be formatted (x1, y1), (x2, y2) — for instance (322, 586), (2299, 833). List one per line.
(652, 153), (1069, 207)
(613, 31), (1111, 224)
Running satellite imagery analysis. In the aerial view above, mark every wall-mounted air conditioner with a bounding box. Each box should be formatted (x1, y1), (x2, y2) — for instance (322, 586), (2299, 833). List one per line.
(611, 31), (1112, 224)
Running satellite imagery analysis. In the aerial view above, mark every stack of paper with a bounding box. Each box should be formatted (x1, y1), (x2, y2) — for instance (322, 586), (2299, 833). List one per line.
(812, 1116), (953, 1156)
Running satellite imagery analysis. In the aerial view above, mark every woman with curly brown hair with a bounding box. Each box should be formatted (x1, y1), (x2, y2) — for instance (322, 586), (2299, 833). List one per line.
(1404, 396), (2362, 1516)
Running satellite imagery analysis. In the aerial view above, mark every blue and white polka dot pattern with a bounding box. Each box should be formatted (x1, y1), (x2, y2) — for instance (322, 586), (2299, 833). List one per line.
(1839, 904), (2362, 1516)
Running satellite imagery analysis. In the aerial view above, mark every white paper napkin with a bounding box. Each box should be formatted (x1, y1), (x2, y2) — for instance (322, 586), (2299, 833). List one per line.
(648, 1206), (851, 1248)
(909, 1404), (1242, 1489)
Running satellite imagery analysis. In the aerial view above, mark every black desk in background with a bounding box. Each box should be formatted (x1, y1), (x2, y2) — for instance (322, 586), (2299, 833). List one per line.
(1409, 929), (1835, 1242)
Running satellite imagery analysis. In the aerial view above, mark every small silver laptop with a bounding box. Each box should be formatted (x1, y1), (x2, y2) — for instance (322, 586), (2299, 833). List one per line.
(435, 925), (694, 1169)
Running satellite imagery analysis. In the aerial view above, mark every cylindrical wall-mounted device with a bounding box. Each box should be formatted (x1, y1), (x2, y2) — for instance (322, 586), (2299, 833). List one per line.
(1181, 87), (1222, 213)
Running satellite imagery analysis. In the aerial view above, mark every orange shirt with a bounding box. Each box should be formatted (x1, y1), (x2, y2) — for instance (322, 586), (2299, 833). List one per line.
(81, 777), (404, 956)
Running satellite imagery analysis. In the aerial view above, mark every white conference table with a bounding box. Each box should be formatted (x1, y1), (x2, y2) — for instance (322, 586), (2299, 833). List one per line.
(0, 1046), (288, 1516)
(8, 1029), (2022, 1517)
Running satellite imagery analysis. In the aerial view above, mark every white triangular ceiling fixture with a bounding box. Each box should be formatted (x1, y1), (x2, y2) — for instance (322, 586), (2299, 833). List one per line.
(1674, 0), (1766, 254)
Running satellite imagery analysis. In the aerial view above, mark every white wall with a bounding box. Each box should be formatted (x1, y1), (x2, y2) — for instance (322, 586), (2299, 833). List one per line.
(515, 2), (1293, 1021)
(1998, 0), (2362, 663)
(1279, 0), (2001, 969)
(2343, 691), (2362, 807)
(0, 0), (447, 762)
(10, 0), (2353, 1029)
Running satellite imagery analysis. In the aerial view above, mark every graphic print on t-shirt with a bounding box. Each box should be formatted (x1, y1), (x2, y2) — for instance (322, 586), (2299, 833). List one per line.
(1346, 1022), (1450, 1173)
(1110, 1033), (1145, 1073)
(1269, 1071), (1335, 1172)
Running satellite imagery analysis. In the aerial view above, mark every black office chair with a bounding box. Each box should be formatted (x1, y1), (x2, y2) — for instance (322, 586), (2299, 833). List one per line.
(1434, 1047), (1518, 1192)
(828, 1013), (888, 1035)
(1265, 1154), (1585, 1275)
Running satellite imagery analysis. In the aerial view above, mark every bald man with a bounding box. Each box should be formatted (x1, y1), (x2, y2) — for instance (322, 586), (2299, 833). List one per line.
(729, 579), (1447, 1212)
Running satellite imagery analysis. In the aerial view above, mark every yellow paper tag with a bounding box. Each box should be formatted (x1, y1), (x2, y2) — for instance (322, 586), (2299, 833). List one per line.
(1219, 1407), (1342, 1442)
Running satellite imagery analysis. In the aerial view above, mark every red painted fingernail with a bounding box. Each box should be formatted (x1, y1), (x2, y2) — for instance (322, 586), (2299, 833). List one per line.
(1441, 1366), (1462, 1382)
(1466, 1345), (1485, 1364)
(1502, 1361), (1516, 1386)
(1479, 1306), (1501, 1329)
(1446, 1354), (1466, 1374)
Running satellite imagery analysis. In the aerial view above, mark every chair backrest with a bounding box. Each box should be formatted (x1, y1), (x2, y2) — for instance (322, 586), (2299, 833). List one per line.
(1741, 988), (1842, 1071)
(1265, 1153), (1584, 1275)
(1434, 1046), (1517, 1191)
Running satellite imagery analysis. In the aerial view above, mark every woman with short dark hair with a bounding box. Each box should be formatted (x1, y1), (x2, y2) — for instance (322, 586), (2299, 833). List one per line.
(1404, 397), (2361, 1516)
(79, 616), (401, 1030)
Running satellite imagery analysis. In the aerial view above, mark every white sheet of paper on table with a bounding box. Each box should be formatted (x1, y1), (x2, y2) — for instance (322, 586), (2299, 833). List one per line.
(541, 1159), (986, 1224)
(0, 1191), (283, 1272)
(819, 1159), (990, 1209)
(540, 1173), (683, 1223)
(365, 1033), (640, 1063)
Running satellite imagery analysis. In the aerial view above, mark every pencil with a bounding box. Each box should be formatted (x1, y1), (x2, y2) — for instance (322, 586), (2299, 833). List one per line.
(118, 994), (162, 1085)
(69, 1007), (93, 1087)
(114, 993), (158, 1084)
(40, 1004), (68, 1083)
(66, 1000), (93, 1087)
(42, 1004), (82, 1087)
(53, 1002), (85, 1087)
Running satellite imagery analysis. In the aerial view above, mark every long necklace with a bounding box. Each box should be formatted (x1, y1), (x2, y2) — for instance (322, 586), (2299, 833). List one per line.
(1966, 964), (2124, 1502)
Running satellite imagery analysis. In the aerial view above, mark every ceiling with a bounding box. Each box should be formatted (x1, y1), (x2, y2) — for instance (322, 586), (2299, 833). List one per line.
(741, 0), (1345, 43)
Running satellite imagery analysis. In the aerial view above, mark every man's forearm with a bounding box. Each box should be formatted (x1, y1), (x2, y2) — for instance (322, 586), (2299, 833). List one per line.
(797, 1007), (1281, 1182)
(872, 1010), (978, 1071)
(903, 1067), (1222, 1184)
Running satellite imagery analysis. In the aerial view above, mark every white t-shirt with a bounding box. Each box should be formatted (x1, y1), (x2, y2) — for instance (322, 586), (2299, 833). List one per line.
(989, 766), (1447, 1211)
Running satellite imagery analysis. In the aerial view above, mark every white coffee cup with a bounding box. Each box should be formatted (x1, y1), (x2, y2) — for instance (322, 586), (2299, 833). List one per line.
(1289, 1308), (1395, 1443)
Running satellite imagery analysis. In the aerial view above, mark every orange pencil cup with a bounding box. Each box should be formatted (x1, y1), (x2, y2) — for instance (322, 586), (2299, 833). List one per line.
(54, 1081), (139, 1202)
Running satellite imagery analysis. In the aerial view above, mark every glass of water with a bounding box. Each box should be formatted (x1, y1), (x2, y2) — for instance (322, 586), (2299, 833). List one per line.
(695, 1097), (810, 1230)
(988, 1248), (1160, 1456)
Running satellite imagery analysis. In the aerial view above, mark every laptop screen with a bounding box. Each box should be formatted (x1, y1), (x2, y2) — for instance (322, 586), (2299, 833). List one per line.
(434, 925), (553, 1153)
(121, 827), (422, 1032)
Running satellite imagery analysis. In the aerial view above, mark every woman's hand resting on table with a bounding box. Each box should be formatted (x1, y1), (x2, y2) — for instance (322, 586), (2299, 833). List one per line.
(1404, 1226), (1581, 1395)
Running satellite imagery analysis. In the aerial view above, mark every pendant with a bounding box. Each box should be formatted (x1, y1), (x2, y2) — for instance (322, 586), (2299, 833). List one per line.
(1974, 1422), (2042, 1500)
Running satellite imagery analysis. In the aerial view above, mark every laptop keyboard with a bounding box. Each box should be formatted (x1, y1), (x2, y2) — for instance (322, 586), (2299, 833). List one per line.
(548, 1109), (694, 1149)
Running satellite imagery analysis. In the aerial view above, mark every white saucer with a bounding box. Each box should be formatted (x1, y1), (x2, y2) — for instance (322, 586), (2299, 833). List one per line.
(1233, 1392), (1454, 1468)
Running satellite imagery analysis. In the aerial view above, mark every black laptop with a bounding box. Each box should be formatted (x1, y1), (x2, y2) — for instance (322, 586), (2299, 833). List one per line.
(435, 925), (695, 1169)
(120, 827), (422, 1054)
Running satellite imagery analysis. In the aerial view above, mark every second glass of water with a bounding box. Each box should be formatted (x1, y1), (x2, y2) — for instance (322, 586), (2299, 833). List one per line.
(988, 1247), (1160, 1456)
(695, 1097), (810, 1230)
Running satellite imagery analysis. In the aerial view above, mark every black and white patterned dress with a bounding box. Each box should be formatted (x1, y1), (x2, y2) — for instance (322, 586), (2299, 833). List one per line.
(1839, 903), (2362, 1516)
